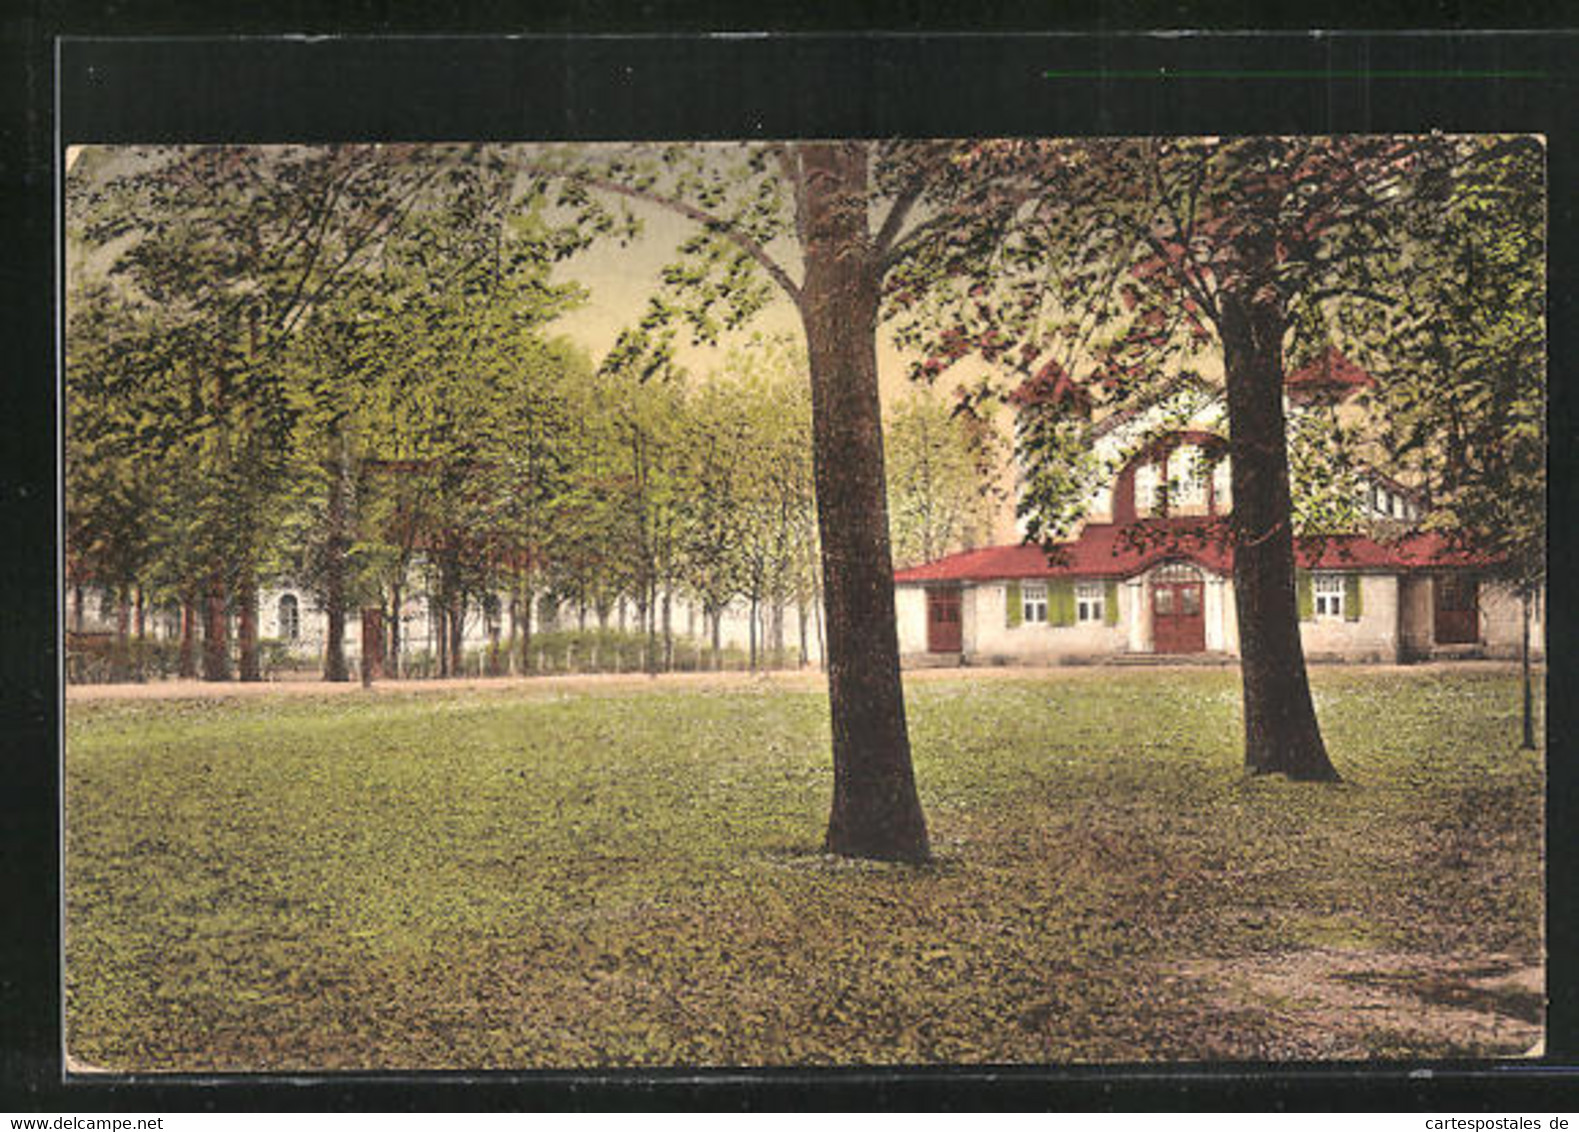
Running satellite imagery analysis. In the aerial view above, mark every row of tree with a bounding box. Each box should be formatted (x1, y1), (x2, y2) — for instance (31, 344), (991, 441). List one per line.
(65, 148), (996, 687)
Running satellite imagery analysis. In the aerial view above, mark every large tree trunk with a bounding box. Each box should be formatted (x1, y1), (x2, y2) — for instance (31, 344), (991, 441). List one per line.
(1219, 285), (1339, 782)
(200, 575), (231, 682)
(236, 572), (261, 682)
(797, 141), (930, 862)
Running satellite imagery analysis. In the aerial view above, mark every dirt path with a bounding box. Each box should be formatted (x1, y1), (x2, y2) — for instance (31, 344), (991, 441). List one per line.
(1181, 948), (1544, 1059)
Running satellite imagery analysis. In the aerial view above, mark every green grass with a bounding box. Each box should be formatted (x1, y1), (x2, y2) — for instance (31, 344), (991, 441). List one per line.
(64, 667), (1544, 1070)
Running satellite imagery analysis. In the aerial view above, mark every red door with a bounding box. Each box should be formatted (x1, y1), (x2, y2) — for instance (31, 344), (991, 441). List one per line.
(1152, 574), (1205, 654)
(1434, 574), (1479, 645)
(926, 587), (963, 653)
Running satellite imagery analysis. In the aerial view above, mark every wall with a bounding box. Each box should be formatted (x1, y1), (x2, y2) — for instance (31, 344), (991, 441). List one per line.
(1297, 573), (1402, 663)
(955, 581), (1128, 664)
(900, 570), (1430, 666)
(1481, 581), (1545, 660)
(1399, 575), (1435, 660)
(894, 586), (929, 656)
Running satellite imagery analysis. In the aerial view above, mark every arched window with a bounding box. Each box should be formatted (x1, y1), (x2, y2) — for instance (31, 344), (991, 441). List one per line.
(278, 593), (300, 641)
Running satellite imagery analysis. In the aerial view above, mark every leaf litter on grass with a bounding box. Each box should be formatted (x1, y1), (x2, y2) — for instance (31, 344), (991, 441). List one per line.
(63, 666), (1543, 1069)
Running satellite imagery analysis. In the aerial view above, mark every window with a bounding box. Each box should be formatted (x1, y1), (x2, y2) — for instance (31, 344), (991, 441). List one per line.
(1022, 582), (1048, 624)
(1213, 460), (1232, 513)
(1134, 463), (1159, 515)
(1313, 573), (1344, 618)
(1170, 447), (1207, 508)
(1075, 581), (1105, 623)
(278, 593), (301, 641)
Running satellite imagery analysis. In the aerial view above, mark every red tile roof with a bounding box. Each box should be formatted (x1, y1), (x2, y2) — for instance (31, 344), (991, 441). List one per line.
(894, 523), (1486, 584)
(1286, 348), (1376, 393)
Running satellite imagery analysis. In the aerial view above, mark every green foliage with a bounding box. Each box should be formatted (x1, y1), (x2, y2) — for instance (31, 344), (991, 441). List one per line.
(885, 390), (1004, 567)
(1335, 136), (1545, 593)
(65, 668), (1541, 1068)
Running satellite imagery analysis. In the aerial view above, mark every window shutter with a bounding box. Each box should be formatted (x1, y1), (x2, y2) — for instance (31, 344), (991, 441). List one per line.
(1103, 580), (1120, 626)
(1006, 581), (1022, 628)
(1052, 580), (1076, 627)
(1296, 570), (1314, 621)
(1344, 573), (1363, 622)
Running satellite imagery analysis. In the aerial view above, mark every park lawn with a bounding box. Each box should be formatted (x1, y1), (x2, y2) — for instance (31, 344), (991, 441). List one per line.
(63, 666), (1543, 1071)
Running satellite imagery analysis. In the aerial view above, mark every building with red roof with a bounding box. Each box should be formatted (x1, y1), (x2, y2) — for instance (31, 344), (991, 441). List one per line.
(893, 358), (1539, 666)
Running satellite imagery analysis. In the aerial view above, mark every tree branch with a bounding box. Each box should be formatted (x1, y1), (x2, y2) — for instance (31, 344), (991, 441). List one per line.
(561, 168), (803, 311)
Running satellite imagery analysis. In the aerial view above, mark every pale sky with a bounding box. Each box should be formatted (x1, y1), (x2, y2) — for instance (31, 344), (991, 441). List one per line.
(542, 186), (929, 405)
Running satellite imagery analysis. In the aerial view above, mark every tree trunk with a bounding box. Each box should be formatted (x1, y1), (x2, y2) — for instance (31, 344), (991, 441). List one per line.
(236, 573), (261, 682)
(1219, 284), (1339, 782)
(388, 581), (403, 679)
(361, 607), (384, 687)
(433, 598), (448, 678)
(798, 595), (810, 667)
(71, 585), (85, 633)
(201, 576), (231, 682)
(797, 141), (930, 861)
(647, 580), (659, 677)
(1521, 590), (1536, 750)
(110, 584), (131, 683)
(178, 588), (198, 678)
(449, 594), (466, 677)
(519, 586), (534, 675)
(710, 607), (722, 670)
(748, 593), (759, 672)
(322, 433), (351, 683)
(662, 588), (674, 672)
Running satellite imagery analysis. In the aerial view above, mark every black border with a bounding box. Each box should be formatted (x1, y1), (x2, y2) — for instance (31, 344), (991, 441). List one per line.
(7, 19), (1577, 1112)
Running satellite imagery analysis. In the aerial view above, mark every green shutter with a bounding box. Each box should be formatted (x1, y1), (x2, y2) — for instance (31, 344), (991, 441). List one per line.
(1006, 581), (1022, 628)
(1103, 580), (1120, 626)
(1051, 580), (1076, 627)
(1296, 570), (1314, 621)
(1344, 573), (1363, 622)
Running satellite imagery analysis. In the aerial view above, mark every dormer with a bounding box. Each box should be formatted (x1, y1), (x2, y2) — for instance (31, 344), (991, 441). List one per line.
(1110, 430), (1231, 524)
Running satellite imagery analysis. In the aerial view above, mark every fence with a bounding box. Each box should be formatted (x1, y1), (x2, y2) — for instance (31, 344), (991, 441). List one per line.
(65, 629), (811, 685)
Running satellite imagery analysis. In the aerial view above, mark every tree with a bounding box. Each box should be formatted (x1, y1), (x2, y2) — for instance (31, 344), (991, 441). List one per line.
(71, 144), (456, 681)
(885, 389), (1003, 568)
(1335, 136), (1546, 748)
(519, 139), (1120, 857)
(900, 136), (1481, 782)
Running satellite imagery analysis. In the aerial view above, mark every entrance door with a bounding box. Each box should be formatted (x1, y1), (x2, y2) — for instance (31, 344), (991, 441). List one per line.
(926, 587), (963, 653)
(1152, 564), (1206, 654)
(1434, 573), (1479, 645)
